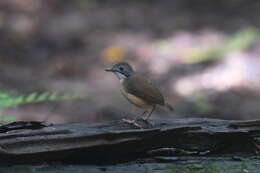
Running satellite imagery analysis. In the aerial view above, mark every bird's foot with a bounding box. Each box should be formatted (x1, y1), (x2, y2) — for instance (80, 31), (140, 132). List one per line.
(121, 119), (142, 129)
(141, 117), (154, 126)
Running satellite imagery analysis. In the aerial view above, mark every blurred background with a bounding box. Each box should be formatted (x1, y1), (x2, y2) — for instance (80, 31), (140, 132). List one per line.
(0, 0), (260, 124)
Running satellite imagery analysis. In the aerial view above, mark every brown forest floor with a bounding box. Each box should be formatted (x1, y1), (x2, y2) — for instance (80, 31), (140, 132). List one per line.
(0, 0), (260, 123)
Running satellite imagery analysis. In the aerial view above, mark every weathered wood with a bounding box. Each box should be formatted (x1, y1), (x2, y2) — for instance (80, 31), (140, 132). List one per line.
(0, 118), (259, 164)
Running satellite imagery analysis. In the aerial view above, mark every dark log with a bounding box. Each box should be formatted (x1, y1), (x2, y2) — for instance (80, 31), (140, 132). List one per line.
(0, 118), (259, 164)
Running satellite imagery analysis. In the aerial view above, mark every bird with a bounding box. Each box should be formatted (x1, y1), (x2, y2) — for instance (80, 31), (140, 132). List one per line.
(105, 62), (174, 128)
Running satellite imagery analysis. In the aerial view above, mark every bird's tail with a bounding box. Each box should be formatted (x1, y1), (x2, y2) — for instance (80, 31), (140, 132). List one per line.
(165, 102), (174, 112)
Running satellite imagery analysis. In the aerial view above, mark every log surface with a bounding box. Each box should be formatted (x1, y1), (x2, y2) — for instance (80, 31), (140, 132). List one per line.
(0, 118), (259, 164)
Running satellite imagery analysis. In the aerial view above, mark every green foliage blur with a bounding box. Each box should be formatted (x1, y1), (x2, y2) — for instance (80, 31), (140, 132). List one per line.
(0, 91), (85, 124)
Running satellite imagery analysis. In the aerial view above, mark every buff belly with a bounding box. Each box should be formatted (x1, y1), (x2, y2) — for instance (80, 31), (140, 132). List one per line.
(121, 89), (153, 109)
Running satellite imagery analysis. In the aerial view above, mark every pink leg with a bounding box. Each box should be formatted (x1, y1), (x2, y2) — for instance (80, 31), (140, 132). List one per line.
(134, 110), (147, 121)
(141, 106), (156, 125)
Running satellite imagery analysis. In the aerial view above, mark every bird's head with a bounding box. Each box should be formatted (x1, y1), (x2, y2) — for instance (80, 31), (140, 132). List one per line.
(105, 62), (134, 80)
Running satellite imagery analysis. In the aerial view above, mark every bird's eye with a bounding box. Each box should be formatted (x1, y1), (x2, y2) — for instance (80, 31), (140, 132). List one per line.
(119, 67), (124, 71)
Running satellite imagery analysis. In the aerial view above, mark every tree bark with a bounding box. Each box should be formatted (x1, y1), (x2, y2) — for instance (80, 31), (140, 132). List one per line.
(0, 118), (259, 164)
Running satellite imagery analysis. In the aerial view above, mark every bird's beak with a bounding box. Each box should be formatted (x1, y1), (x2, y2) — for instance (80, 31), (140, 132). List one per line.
(105, 68), (114, 72)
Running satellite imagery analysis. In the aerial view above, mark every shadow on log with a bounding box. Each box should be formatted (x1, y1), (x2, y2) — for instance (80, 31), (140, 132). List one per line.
(0, 118), (259, 164)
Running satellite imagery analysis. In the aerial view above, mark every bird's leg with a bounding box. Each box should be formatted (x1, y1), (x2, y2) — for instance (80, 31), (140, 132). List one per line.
(121, 111), (147, 129)
(142, 106), (156, 124)
(134, 110), (148, 121)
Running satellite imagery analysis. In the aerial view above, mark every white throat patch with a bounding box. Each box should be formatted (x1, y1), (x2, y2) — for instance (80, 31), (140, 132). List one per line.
(114, 72), (127, 82)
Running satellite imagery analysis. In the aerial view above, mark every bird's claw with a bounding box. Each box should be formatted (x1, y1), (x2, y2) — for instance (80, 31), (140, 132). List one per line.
(121, 119), (142, 129)
(141, 117), (154, 126)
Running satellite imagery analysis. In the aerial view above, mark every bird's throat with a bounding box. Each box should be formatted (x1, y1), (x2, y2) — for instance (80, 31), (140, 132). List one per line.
(114, 72), (127, 82)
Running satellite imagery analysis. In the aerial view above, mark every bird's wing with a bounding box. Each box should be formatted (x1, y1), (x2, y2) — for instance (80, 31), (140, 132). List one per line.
(123, 75), (164, 105)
